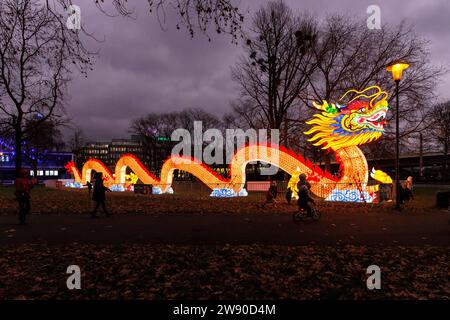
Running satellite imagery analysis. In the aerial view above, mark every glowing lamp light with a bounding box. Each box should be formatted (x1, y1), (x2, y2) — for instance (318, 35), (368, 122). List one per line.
(386, 60), (409, 81)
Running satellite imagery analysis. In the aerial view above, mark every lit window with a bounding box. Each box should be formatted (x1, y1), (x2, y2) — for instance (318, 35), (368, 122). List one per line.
(30, 170), (34, 176)
(45, 170), (50, 176)
(38, 170), (43, 176)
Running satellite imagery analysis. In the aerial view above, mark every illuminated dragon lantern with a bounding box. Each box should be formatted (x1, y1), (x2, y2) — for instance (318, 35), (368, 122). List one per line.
(65, 86), (391, 202)
(300, 85), (391, 201)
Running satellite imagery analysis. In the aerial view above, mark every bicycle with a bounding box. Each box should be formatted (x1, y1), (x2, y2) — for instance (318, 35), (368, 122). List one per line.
(293, 204), (321, 222)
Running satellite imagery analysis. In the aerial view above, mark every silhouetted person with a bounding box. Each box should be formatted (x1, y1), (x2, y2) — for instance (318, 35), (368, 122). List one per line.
(399, 180), (413, 204)
(85, 181), (93, 195)
(406, 176), (414, 200)
(15, 169), (37, 225)
(262, 181), (278, 208)
(297, 173), (315, 215)
(91, 173), (112, 218)
(286, 188), (292, 204)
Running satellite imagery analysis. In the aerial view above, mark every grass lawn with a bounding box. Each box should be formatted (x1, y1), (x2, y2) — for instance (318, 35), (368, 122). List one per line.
(0, 184), (448, 216)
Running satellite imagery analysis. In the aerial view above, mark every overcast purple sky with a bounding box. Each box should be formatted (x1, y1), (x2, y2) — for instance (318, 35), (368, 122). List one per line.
(67, 0), (450, 141)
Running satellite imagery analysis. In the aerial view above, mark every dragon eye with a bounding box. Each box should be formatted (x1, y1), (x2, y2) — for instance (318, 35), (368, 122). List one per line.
(359, 108), (365, 113)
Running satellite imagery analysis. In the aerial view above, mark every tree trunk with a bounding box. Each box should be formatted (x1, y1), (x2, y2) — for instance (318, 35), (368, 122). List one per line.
(14, 127), (22, 178)
(444, 143), (449, 181)
(32, 160), (38, 180)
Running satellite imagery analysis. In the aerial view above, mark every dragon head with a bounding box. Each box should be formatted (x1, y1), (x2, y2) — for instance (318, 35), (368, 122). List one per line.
(304, 86), (389, 150)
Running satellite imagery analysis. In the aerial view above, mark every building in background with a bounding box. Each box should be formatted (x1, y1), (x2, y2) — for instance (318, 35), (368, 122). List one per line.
(77, 141), (110, 166)
(75, 135), (235, 181)
(0, 151), (74, 183)
(76, 135), (173, 179)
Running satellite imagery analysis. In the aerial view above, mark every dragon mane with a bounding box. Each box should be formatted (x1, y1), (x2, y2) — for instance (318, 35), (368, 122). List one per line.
(304, 86), (389, 150)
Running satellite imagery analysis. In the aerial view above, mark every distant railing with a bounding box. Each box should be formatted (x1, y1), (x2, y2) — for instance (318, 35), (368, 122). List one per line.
(126, 180), (396, 203)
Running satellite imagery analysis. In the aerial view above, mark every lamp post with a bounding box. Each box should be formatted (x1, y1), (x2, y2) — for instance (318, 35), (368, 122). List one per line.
(386, 60), (409, 211)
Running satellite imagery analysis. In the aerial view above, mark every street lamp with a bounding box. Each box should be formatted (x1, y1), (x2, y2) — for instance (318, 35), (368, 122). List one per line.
(386, 59), (409, 210)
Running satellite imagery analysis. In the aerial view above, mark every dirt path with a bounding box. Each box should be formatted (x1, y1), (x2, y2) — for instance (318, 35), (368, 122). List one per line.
(1, 209), (449, 246)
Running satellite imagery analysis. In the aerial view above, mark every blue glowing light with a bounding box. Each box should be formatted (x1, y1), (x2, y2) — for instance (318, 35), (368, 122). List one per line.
(65, 181), (83, 188)
(210, 188), (248, 198)
(325, 189), (374, 203)
(152, 187), (163, 194)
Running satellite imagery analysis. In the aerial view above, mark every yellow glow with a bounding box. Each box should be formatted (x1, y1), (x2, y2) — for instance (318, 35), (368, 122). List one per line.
(386, 62), (409, 81)
(370, 168), (393, 184)
(287, 167), (301, 199)
(125, 172), (139, 185)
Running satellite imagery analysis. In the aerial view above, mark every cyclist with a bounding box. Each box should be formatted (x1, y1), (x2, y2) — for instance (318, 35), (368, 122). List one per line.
(297, 173), (315, 215)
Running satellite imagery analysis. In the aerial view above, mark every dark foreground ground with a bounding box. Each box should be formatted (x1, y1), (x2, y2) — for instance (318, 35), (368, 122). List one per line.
(0, 186), (449, 299)
(0, 244), (448, 299)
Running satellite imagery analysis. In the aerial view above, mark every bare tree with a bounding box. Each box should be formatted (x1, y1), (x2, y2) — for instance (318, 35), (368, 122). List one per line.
(178, 108), (224, 132)
(131, 108), (222, 137)
(427, 102), (450, 180)
(130, 107), (223, 168)
(68, 127), (86, 166)
(303, 15), (444, 152)
(23, 118), (65, 177)
(231, 1), (317, 143)
(0, 0), (93, 176)
(58, 0), (245, 43)
(232, 4), (444, 169)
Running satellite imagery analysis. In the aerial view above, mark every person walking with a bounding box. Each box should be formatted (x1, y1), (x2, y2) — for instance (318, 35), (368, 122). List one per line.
(406, 176), (414, 199)
(91, 172), (112, 218)
(296, 173), (315, 215)
(285, 188), (293, 204)
(85, 181), (93, 195)
(262, 180), (278, 208)
(399, 179), (413, 204)
(15, 169), (37, 225)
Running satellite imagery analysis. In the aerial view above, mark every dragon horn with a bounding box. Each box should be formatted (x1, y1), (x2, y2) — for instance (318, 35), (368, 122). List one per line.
(340, 86), (389, 109)
(312, 100), (328, 111)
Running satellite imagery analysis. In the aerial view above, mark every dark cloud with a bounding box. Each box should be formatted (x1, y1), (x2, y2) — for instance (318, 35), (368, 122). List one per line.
(66, 0), (450, 140)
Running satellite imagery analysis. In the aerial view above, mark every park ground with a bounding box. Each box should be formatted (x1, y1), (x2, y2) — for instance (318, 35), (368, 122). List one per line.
(0, 185), (449, 299)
